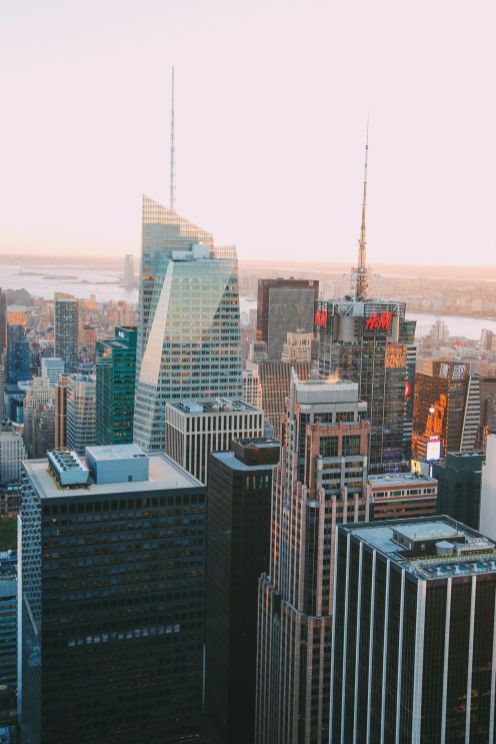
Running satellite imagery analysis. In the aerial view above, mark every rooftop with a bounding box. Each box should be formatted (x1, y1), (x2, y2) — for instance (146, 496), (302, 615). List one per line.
(342, 516), (496, 580)
(23, 453), (202, 499)
(168, 398), (260, 415)
(85, 444), (147, 462)
(368, 472), (437, 488)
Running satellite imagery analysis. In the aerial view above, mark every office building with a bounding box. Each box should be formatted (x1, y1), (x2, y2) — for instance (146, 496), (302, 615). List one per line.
(331, 516), (496, 743)
(0, 551), (17, 691)
(480, 434), (496, 540)
(54, 293), (79, 373)
(54, 375), (69, 450)
(124, 254), (135, 288)
(316, 299), (413, 472)
(255, 375), (370, 744)
(367, 471), (437, 521)
(0, 366), (5, 421)
(6, 307), (29, 385)
(256, 278), (319, 361)
(40, 357), (64, 387)
(134, 196), (242, 452)
(403, 321), (417, 458)
(0, 425), (26, 485)
(412, 361), (470, 460)
(280, 330), (314, 363)
(22, 377), (55, 458)
(0, 289), (6, 355)
(96, 326), (137, 445)
(19, 445), (205, 743)
(433, 450), (485, 529)
(166, 398), (263, 484)
(205, 438), (280, 744)
(66, 374), (96, 455)
(245, 357), (311, 434)
(242, 368), (261, 409)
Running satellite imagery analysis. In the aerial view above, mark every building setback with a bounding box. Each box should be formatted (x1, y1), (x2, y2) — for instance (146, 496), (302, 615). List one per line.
(166, 398), (263, 485)
(331, 516), (496, 743)
(255, 375), (370, 744)
(205, 438), (280, 744)
(19, 446), (205, 744)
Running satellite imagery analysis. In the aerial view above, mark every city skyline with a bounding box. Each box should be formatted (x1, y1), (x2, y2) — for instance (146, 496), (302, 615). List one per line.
(2, 0), (496, 265)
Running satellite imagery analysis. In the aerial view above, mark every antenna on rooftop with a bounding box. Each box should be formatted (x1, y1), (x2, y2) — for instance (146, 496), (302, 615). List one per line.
(169, 66), (176, 212)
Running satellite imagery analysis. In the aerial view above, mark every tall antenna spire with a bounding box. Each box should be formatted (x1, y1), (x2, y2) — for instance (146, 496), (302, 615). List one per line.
(354, 116), (369, 301)
(169, 66), (176, 212)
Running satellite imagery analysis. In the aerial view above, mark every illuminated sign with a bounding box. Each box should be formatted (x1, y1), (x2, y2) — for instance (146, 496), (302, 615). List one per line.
(314, 308), (328, 329)
(426, 436), (441, 462)
(365, 310), (393, 332)
(405, 381), (411, 398)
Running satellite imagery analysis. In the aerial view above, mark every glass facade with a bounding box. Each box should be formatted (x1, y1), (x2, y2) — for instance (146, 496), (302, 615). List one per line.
(66, 374), (96, 455)
(96, 326), (137, 445)
(134, 196), (242, 452)
(331, 517), (496, 743)
(54, 293), (79, 374)
(20, 455), (205, 744)
(7, 324), (29, 383)
(317, 299), (412, 472)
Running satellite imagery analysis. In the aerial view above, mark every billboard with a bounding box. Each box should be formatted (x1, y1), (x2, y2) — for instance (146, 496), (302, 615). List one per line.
(426, 436), (441, 462)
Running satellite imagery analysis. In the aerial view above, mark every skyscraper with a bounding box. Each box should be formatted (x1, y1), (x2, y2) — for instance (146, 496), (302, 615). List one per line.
(54, 293), (79, 373)
(331, 516), (496, 743)
(433, 450), (485, 529)
(205, 438), (280, 744)
(133, 197), (242, 452)
(96, 326), (137, 445)
(412, 360), (470, 459)
(19, 445), (205, 743)
(6, 306), (29, 384)
(66, 374), (96, 455)
(0, 289), (6, 356)
(255, 375), (370, 744)
(40, 357), (64, 387)
(256, 278), (319, 361)
(165, 398), (263, 484)
(316, 299), (412, 471)
(123, 254), (135, 288)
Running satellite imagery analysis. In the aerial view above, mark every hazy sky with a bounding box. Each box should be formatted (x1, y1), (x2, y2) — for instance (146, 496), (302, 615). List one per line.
(2, 0), (495, 265)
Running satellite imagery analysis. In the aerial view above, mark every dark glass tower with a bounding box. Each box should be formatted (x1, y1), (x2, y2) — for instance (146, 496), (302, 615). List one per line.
(256, 278), (319, 361)
(331, 516), (496, 743)
(205, 437), (280, 744)
(6, 324), (29, 384)
(96, 326), (137, 445)
(433, 450), (485, 529)
(54, 293), (79, 374)
(20, 446), (205, 744)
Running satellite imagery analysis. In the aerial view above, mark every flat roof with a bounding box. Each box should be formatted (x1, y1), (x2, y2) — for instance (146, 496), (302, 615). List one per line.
(23, 453), (202, 499)
(341, 517), (496, 580)
(368, 472), (437, 488)
(168, 398), (260, 414)
(85, 444), (147, 462)
(211, 450), (277, 472)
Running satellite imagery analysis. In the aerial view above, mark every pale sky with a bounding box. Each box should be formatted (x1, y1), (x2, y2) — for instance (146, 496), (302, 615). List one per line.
(1, 0), (495, 265)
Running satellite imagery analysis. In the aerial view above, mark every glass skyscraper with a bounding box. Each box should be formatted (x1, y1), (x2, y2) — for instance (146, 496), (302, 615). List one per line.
(54, 293), (79, 374)
(96, 326), (137, 445)
(134, 196), (242, 452)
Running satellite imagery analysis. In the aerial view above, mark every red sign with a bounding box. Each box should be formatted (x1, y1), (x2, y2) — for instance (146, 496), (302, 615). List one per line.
(365, 310), (393, 332)
(405, 381), (411, 398)
(314, 308), (328, 328)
